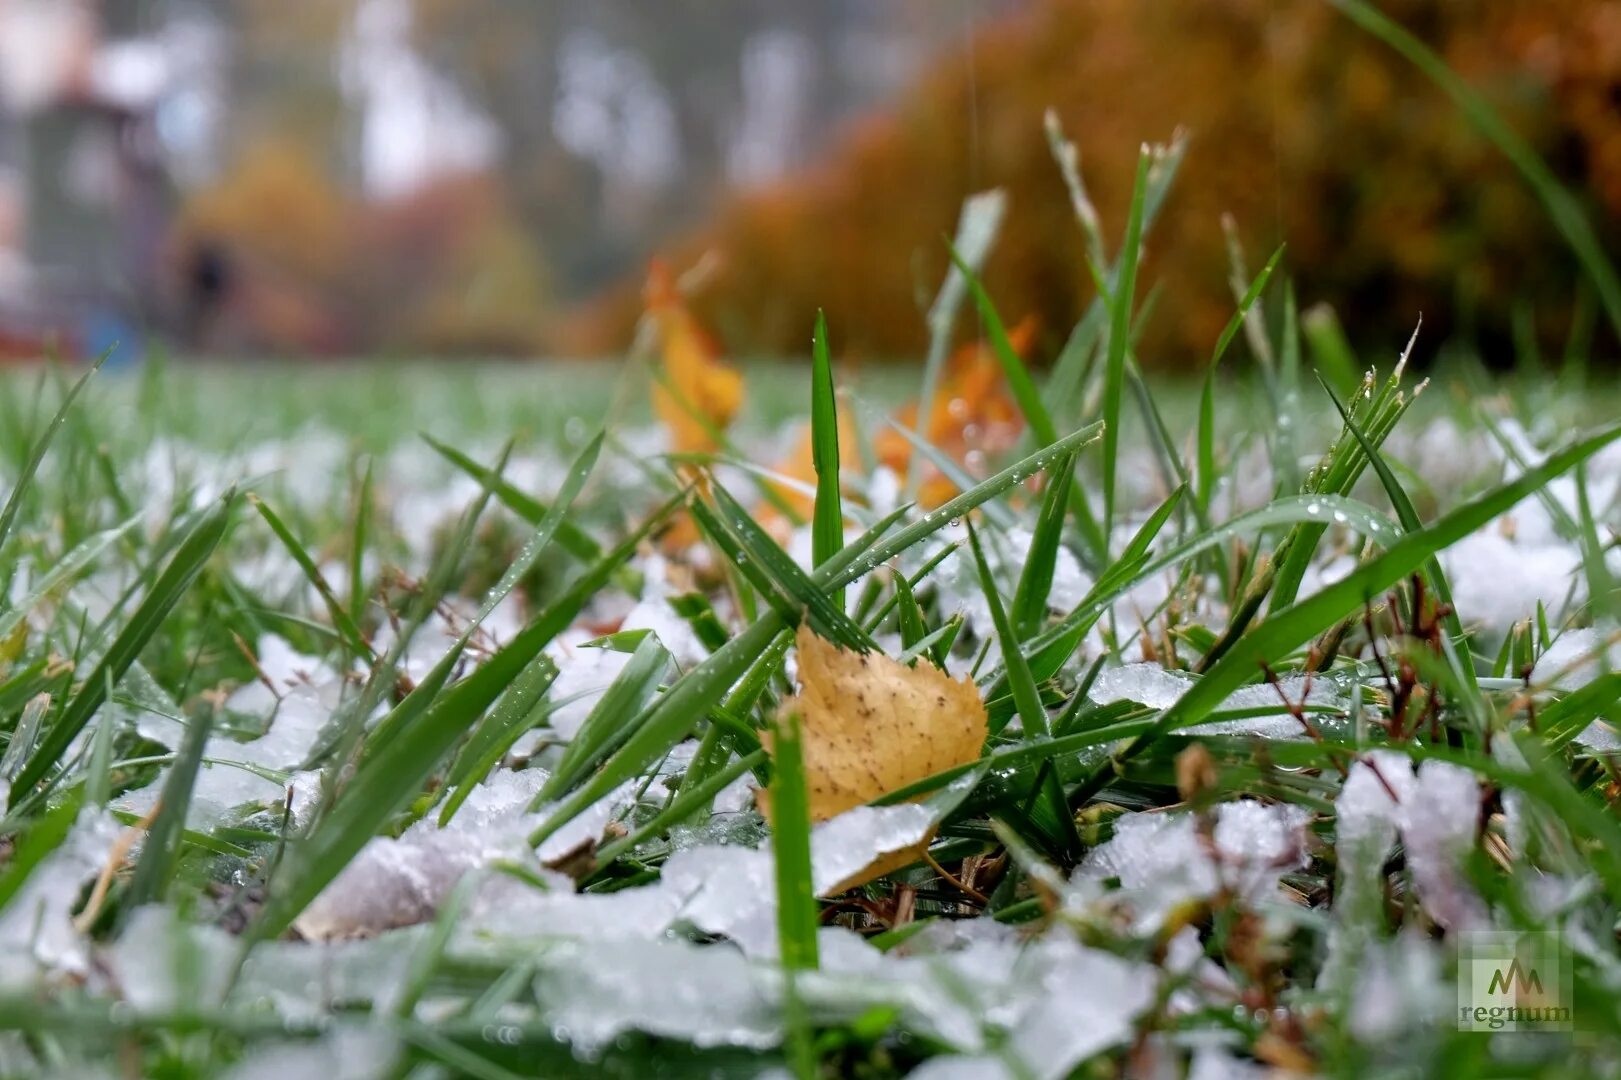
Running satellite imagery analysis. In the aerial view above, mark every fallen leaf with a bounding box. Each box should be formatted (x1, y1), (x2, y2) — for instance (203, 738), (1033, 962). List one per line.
(760, 625), (988, 892)
(755, 402), (861, 539)
(876, 315), (1035, 507)
(645, 259), (743, 456)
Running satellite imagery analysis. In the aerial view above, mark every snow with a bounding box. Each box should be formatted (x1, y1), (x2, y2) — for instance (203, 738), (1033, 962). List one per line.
(106, 906), (238, 1013)
(895, 930), (1157, 1080)
(233, 931), (423, 1021)
(1439, 531), (1582, 632)
(1533, 626), (1621, 689)
(218, 1029), (400, 1080)
(532, 937), (781, 1051)
(1330, 752), (1485, 934)
(1344, 931), (1449, 1042)
(115, 635), (342, 828)
(1087, 662), (1347, 739)
(295, 768), (633, 940)
(1072, 800), (1310, 935)
(0, 810), (123, 978)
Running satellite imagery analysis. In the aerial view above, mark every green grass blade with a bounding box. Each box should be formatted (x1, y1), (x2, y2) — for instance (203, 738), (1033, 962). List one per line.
(438, 653), (560, 825)
(1073, 422), (1621, 801)
(0, 351), (108, 570)
(1544, 673), (1621, 750)
(704, 482), (876, 651)
(250, 495), (374, 662)
(810, 310), (845, 613)
(1196, 367), (1217, 516)
(1575, 464), (1619, 625)
(770, 706), (820, 971)
(123, 703), (218, 912)
(0, 515), (140, 647)
(947, 243), (1058, 447)
(536, 633), (671, 802)
(591, 749), (766, 870)
(1302, 303), (1361, 399)
(11, 491), (235, 802)
(912, 190), (1007, 500)
(968, 520), (1048, 740)
(845, 422), (1104, 586)
(348, 455), (374, 628)
(895, 572), (928, 654)
(422, 433), (603, 563)
(0, 794), (81, 913)
(1101, 149), (1152, 550)
(1011, 449), (1078, 639)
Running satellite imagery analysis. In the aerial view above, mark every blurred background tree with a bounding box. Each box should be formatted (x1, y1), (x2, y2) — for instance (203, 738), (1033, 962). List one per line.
(568, 0), (1621, 368)
(0, 0), (1616, 365)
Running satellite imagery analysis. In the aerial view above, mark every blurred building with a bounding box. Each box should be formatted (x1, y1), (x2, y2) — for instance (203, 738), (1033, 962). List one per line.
(0, 0), (1013, 359)
(0, 0), (221, 360)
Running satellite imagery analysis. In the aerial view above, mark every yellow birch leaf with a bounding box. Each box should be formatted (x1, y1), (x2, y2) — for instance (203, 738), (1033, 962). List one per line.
(759, 625), (988, 892)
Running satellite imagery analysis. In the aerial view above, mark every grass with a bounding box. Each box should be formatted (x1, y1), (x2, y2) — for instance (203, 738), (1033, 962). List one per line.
(2, 6), (1621, 1073)
(0, 333), (1619, 1076)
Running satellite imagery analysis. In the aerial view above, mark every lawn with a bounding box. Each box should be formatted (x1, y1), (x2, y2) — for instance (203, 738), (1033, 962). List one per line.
(0, 327), (1616, 1078)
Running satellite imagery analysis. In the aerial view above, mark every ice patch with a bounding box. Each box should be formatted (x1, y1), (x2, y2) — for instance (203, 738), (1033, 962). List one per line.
(1087, 662), (1346, 739)
(218, 1029), (400, 1080)
(1073, 800), (1309, 934)
(0, 810), (124, 978)
(1331, 753), (1485, 934)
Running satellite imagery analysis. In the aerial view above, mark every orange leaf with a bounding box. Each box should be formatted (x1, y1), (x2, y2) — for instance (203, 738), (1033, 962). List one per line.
(754, 403), (861, 538)
(875, 315), (1036, 507)
(645, 260), (743, 456)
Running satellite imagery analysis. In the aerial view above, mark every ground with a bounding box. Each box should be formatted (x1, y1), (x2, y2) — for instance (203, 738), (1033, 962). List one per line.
(0, 355), (1618, 1078)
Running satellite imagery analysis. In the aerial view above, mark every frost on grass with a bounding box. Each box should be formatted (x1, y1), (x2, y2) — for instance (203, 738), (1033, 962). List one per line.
(1072, 800), (1310, 935)
(0, 810), (123, 978)
(296, 767), (631, 940)
(1087, 662), (1348, 739)
(11, 355), (1621, 1077)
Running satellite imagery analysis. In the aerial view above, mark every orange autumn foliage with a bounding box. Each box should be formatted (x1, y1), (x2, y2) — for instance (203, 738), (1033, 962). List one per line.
(749, 317), (1031, 535)
(874, 316), (1034, 508)
(645, 260), (744, 457)
(759, 404), (861, 532)
(570, 0), (1621, 367)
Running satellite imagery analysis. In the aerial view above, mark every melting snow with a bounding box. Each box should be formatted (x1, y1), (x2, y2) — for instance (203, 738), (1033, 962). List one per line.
(1072, 800), (1309, 935)
(1087, 662), (1347, 739)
